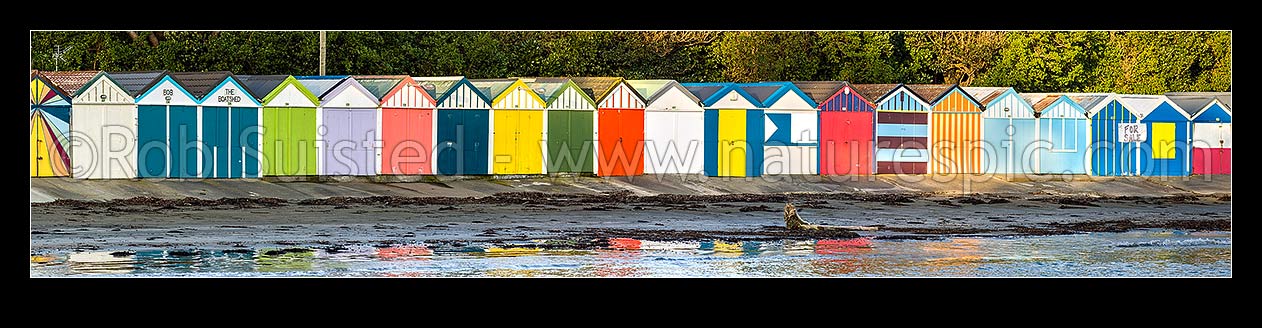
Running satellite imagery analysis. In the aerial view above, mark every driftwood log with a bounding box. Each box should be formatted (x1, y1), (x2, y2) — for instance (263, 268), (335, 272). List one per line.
(784, 203), (878, 231)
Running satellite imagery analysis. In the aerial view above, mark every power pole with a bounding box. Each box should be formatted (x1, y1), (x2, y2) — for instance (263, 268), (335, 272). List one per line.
(319, 31), (326, 76)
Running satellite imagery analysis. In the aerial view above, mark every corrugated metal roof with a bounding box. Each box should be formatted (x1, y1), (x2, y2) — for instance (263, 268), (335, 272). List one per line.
(569, 77), (623, 101)
(903, 84), (954, 104)
(519, 77), (571, 103)
(1165, 92), (1231, 109)
(106, 71), (170, 97)
(235, 75), (289, 101)
(39, 70), (101, 97)
(294, 76), (347, 99)
(353, 75), (407, 99)
(1060, 93), (1112, 115)
(469, 78), (519, 98)
(790, 81), (845, 104)
(413, 76), (465, 99)
(963, 87), (1009, 105)
(849, 84), (901, 103)
(1018, 93), (1061, 113)
(168, 71), (233, 98)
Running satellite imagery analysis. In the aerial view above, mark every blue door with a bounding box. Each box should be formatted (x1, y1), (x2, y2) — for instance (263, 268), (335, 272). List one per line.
(169, 106), (198, 178)
(436, 109), (461, 175)
(463, 109), (489, 174)
(231, 107), (259, 178)
(137, 105), (167, 178)
(202, 107), (229, 178)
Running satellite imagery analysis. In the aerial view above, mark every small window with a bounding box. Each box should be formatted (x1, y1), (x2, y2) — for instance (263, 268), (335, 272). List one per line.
(1048, 118), (1080, 152)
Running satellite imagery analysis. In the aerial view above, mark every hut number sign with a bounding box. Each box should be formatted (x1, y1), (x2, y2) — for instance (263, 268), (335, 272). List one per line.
(1119, 123), (1146, 143)
(218, 88), (242, 103)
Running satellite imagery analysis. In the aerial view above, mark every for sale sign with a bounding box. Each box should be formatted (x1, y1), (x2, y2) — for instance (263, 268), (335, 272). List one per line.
(1119, 123), (1146, 143)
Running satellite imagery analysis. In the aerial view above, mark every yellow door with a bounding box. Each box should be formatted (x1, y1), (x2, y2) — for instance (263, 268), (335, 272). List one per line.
(718, 109), (747, 177)
(1152, 123), (1175, 159)
(493, 110), (517, 174)
(31, 112), (53, 177)
(517, 110), (544, 174)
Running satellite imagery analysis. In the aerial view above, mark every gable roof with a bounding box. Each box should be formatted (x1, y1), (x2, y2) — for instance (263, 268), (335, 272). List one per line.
(294, 75), (349, 98)
(790, 81), (846, 104)
(738, 82), (817, 108)
(1019, 93), (1061, 113)
(468, 78), (519, 99)
(1059, 93), (1113, 116)
(627, 79), (700, 104)
(413, 76), (466, 100)
(962, 87), (1010, 106)
(520, 77), (598, 105)
(679, 82), (762, 107)
(105, 70), (169, 97)
(40, 70), (100, 97)
(413, 76), (492, 106)
(1116, 94), (1189, 120)
(570, 77), (646, 104)
(235, 75), (289, 101)
(168, 71), (233, 98)
(1165, 92), (1231, 109)
(352, 75), (408, 99)
(849, 83), (902, 103)
(1165, 93), (1231, 118)
(903, 84), (955, 104)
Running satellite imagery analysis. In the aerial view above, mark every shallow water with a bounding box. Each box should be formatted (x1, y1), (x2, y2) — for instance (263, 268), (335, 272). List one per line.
(30, 229), (1231, 277)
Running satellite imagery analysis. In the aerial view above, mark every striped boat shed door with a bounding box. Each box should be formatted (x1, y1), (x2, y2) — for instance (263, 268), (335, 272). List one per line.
(925, 85), (983, 175)
(868, 84), (930, 174)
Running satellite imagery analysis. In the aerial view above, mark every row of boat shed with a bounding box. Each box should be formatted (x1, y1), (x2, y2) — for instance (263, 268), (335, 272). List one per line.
(30, 70), (1232, 179)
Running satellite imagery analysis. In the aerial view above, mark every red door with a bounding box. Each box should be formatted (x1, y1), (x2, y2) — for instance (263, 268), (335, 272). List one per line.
(624, 109), (645, 175)
(821, 111), (873, 175)
(598, 108), (620, 176)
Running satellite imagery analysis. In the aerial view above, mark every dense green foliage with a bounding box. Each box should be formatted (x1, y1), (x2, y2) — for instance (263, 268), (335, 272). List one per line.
(31, 31), (1230, 93)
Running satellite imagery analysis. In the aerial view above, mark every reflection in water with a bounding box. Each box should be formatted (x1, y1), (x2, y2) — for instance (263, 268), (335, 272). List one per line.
(256, 248), (315, 272)
(32, 230), (1231, 277)
(376, 245), (433, 260)
(68, 251), (135, 274)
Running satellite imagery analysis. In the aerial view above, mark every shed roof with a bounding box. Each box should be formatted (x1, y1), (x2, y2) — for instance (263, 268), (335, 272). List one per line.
(105, 70), (169, 97)
(739, 85), (782, 105)
(352, 75), (408, 99)
(294, 76), (348, 98)
(790, 81), (845, 104)
(962, 87), (1010, 105)
(235, 75), (289, 101)
(849, 84), (901, 103)
(1059, 93), (1113, 115)
(168, 71), (233, 98)
(40, 70), (100, 96)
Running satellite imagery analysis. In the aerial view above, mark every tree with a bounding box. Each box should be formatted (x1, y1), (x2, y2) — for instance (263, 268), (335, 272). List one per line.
(904, 31), (1006, 86)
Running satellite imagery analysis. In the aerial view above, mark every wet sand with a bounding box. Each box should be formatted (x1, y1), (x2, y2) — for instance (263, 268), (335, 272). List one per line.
(30, 191), (1232, 253)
